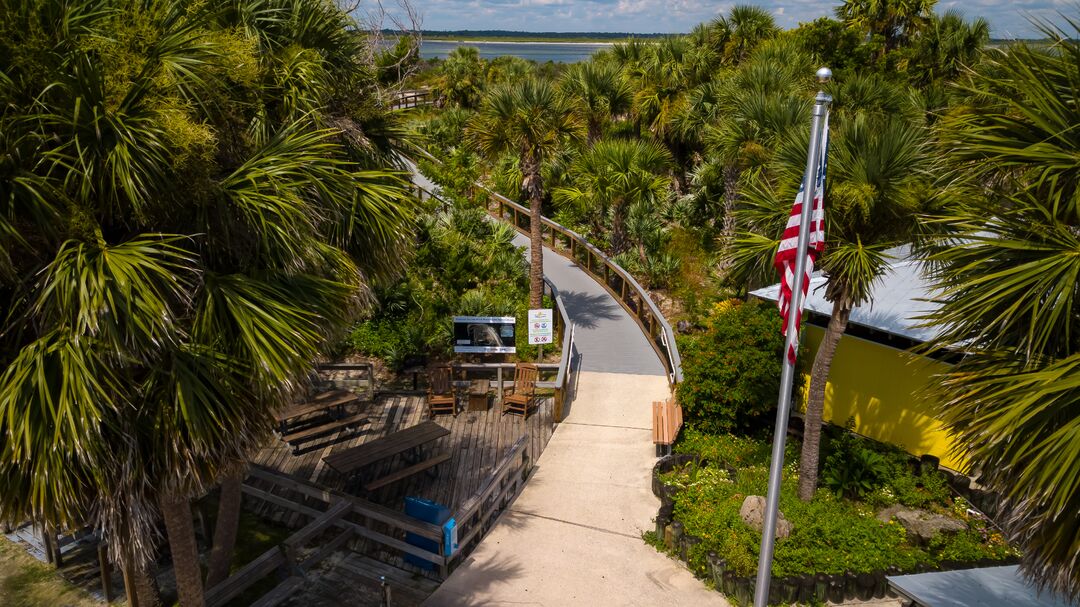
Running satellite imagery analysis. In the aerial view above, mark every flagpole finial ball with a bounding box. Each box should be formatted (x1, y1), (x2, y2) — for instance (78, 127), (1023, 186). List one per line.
(816, 67), (833, 83)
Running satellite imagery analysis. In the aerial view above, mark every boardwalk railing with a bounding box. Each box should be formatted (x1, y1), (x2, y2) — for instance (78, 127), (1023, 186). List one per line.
(487, 189), (682, 386)
(236, 440), (533, 588)
(408, 150), (682, 387)
(447, 435), (531, 568)
(238, 465), (452, 574)
(392, 89), (434, 109)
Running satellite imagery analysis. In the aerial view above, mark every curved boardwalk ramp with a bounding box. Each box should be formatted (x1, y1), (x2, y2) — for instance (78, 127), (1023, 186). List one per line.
(418, 178), (726, 606)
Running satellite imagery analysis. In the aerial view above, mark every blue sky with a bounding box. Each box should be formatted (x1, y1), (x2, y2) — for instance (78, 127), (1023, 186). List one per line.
(372, 0), (1072, 39)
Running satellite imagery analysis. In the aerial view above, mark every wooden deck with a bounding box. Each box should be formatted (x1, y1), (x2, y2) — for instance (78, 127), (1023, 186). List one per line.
(249, 392), (555, 524)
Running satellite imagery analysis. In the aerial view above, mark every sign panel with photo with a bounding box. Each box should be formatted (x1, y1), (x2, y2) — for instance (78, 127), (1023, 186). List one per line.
(452, 316), (516, 354)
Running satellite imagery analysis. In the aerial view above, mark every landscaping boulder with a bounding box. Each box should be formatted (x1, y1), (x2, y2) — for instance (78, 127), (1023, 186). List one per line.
(876, 505), (966, 544)
(740, 495), (793, 539)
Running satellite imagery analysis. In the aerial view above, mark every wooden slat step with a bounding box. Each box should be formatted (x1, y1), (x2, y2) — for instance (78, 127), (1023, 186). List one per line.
(249, 575), (304, 607)
(364, 453), (451, 492)
(283, 414), (369, 445)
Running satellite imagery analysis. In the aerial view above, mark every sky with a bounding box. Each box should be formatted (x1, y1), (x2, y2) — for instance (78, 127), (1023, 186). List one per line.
(365, 0), (1074, 39)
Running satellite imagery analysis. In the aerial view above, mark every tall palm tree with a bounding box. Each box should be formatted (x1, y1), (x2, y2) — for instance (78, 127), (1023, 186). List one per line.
(725, 4), (780, 63)
(920, 23), (1080, 600)
(553, 139), (672, 252)
(468, 78), (584, 307)
(557, 62), (633, 144)
(836, 0), (937, 56)
(0, 2), (414, 606)
(727, 112), (934, 501)
(907, 10), (990, 86)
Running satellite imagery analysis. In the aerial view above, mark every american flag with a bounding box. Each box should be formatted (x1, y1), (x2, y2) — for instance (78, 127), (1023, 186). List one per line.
(774, 116), (829, 364)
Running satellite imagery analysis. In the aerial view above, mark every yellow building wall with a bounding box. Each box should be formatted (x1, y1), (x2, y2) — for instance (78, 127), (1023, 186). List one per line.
(800, 325), (968, 471)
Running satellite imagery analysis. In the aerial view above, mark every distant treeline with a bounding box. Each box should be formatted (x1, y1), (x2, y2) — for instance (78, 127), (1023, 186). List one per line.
(389, 30), (671, 40)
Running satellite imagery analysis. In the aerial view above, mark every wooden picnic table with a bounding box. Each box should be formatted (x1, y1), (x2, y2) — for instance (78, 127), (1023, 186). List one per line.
(323, 421), (451, 491)
(275, 390), (358, 427)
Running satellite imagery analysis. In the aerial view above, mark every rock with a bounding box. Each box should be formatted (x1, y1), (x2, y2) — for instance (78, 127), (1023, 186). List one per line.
(740, 495), (793, 539)
(876, 505), (966, 544)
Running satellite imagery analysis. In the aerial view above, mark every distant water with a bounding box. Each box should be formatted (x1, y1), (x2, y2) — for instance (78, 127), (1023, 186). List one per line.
(420, 40), (608, 63)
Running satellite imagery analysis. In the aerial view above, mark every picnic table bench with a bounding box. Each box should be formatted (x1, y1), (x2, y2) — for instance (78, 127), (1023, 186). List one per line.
(276, 390), (368, 453)
(323, 421), (450, 492)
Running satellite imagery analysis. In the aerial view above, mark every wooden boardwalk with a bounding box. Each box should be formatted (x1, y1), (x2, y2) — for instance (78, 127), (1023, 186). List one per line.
(249, 392), (554, 525)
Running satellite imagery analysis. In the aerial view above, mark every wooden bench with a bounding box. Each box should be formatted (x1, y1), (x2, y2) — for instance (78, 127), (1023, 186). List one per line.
(281, 414), (369, 453)
(363, 452), (452, 492)
(652, 398), (683, 455)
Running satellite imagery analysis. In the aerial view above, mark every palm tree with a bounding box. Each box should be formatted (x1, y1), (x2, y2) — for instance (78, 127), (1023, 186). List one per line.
(725, 5), (780, 63)
(836, 0), (937, 56)
(436, 46), (487, 108)
(553, 139), (672, 252)
(727, 112), (933, 501)
(0, 2), (414, 606)
(557, 62), (633, 144)
(468, 78), (584, 307)
(920, 23), (1080, 600)
(907, 10), (989, 86)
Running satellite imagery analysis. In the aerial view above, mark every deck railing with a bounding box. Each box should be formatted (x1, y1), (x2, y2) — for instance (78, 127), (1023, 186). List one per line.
(392, 89), (434, 110)
(447, 435), (531, 568)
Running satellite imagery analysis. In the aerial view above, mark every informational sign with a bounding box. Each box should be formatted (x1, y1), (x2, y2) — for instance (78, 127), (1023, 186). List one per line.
(453, 316), (516, 354)
(528, 309), (554, 345)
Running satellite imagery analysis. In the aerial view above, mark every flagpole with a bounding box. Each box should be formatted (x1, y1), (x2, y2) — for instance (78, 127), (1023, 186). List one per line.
(752, 67), (833, 607)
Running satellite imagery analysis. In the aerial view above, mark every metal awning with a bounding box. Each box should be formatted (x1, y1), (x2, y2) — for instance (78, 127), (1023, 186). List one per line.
(887, 566), (1077, 607)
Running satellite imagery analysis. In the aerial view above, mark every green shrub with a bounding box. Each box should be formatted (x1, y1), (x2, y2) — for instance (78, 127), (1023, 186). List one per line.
(661, 432), (1019, 581)
(822, 428), (892, 499)
(675, 299), (798, 433)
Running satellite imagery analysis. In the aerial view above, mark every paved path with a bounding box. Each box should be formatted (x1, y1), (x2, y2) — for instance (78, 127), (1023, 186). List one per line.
(414, 169), (726, 606)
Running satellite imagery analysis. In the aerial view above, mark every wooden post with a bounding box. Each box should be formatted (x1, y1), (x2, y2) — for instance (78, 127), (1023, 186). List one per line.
(121, 560), (140, 607)
(554, 387), (564, 423)
(496, 366), (504, 402)
(620, 277), (627, 301)
(98, 543), (113, 603)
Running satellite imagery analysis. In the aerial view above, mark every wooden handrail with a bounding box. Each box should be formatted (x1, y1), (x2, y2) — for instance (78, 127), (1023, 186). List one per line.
(448, 435), (531, 565)
(484, 187), (683, 385)
(409, 148), (681, 386)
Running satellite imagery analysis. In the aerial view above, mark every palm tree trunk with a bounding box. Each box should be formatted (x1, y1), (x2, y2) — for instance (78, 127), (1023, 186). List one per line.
(204, 465), (245, 588)
(611, 198), (628, 254)
(521, 154), (545, 308)
(120, 552), (163, 607)
(160, 494), (204, 607)
(721, 163), (740, 248)
(797, 298), (851, 501)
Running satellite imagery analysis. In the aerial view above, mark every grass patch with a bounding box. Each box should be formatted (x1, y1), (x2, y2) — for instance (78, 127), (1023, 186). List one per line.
(221, 511), (292, 607)
(0, 537), (102, 607)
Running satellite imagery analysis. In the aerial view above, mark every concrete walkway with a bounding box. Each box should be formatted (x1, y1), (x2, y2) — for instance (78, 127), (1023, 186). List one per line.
(419, 183), (727, 605)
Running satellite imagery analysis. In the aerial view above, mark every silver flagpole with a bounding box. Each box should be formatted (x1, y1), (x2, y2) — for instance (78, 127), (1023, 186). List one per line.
(752, 67), (833, 607)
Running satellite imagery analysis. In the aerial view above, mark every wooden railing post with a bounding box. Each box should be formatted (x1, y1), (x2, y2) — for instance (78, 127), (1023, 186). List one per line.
(98, 542), (113, 603)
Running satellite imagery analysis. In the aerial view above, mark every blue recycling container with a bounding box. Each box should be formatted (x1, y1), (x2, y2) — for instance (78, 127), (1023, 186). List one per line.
(404, 496), (450, 570)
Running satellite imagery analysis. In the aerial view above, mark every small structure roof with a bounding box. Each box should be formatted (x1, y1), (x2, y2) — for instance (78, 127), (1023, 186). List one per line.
(887, 566), (1078, 607)
(749, 249), (940, 343)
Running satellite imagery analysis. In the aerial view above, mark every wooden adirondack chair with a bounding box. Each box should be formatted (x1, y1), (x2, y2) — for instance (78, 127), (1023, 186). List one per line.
(427, 365), (457, 418)
(501, 363), (539, 417)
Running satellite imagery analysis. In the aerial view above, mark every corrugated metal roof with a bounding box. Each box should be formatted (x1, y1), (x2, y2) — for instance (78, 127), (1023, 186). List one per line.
(749, 253), (940, 343)
(887, 566), (1078, 607)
